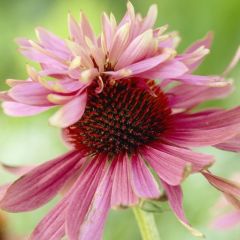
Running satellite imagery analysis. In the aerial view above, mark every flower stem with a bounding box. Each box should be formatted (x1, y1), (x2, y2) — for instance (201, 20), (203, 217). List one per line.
(133, 206), (161, 240)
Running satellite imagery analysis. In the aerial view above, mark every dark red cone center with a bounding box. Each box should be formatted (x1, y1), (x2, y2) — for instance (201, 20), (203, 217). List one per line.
(64, 80), (171, 156)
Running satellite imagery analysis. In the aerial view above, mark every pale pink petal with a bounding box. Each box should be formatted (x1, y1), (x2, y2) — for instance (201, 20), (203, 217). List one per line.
(36, 27), (70, 59)
(2, 101), (52, 116)
(212, 211), (240, 229)
(140, 4), (158, 33)
(0, 91), (13, 101)
(183, 32), (213, 71)
(131, 154), (160, 199)
(9, 82), (52, 106)
(111, 154), (138, 207)
(173, 74), (229, 86)
(0, 150), (84, 212)
(109, 51), (173, 79)
(115, 30), (154, 69)
(141, 146), (188, 186)
(49, 91), (87, 128)
(66, 155), (107, 240)
(161, 181), (204, 237)
(139, 60), (188, 80)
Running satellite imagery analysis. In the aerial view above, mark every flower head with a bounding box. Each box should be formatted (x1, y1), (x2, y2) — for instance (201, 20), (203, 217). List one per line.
(1, 3), (240, 240)
(0, 2), (236, 128)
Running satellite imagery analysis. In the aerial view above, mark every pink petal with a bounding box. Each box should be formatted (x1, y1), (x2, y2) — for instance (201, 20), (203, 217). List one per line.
(140, 60), (188, 80)
(168, 83), (233, 110)
(173, 74), (229, 86)
(111, 154), (138, 207)
(215, 134), (240, 152)
(36, 27), (70, 59)
(1, 163), (35, 176)
(202, 172), (240, 197)
(165, 123), (240, 148)
(9, 82), (52, 106)
(131, 154), (160, 199)
(151, 143), (214, 172)
(2, 101), (52, 116)
(30, 198), (68, 240)
(161, 181), (204, 237)
(183, 32), (213, 71)
(0, 150), (84, 212)
(66, 155), (107, 240)
(115, 30), (154, 69)
(141, 146), (188, 186)
(79, 164), (113, 240)
(140, 4), (158, 33)
(49, 91), (87, 128)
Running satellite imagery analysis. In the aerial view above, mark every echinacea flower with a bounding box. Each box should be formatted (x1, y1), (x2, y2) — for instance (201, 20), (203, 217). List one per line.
(0, 2), (234, 128)
(211, 174), (240, 230)
(1, 3), (240, 240)
(1, 76), (240, 239)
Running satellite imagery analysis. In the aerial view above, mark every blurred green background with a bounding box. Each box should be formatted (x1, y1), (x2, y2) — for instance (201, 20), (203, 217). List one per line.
(0, 0), (240, 239)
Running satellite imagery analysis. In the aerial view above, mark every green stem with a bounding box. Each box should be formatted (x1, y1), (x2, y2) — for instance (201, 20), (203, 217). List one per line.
(133, 206), (161, 240)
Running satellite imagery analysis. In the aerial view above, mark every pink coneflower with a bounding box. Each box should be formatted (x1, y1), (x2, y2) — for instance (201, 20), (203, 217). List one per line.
(211, 174), (240, 230)
(1, 77), (240, 239)
(0, 2), (234, 128)
(0, 3), (240, 240)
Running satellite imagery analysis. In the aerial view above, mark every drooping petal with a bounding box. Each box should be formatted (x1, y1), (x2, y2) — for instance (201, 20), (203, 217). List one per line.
(0, 150), (84, 212)
(30, 197), (68, 240)
(141, 146), (189, 186)
(151, 143), (214, 172)
(202, 172), (240, 197)
(78, 163), (113, 240)
(66, 154), (107, 240)
(111, 154), (138, 207)
(131, 154), (160, 199)
(161, 181), (204, 237)
(49, 91), (87, 128)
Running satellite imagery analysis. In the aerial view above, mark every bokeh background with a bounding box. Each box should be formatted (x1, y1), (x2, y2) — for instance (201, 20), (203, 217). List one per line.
(0, 0), (240, 239)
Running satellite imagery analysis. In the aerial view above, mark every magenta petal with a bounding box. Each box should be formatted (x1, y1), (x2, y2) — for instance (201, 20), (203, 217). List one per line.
(49, 91), (87, 128)
(66, 155), (107, 240)
(0, 150), (84, 212)
(30, 198), (68, 240)
(131, 154), (160, 199)
(2, 101), (52, 116)
(111, 154), (138, 207)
